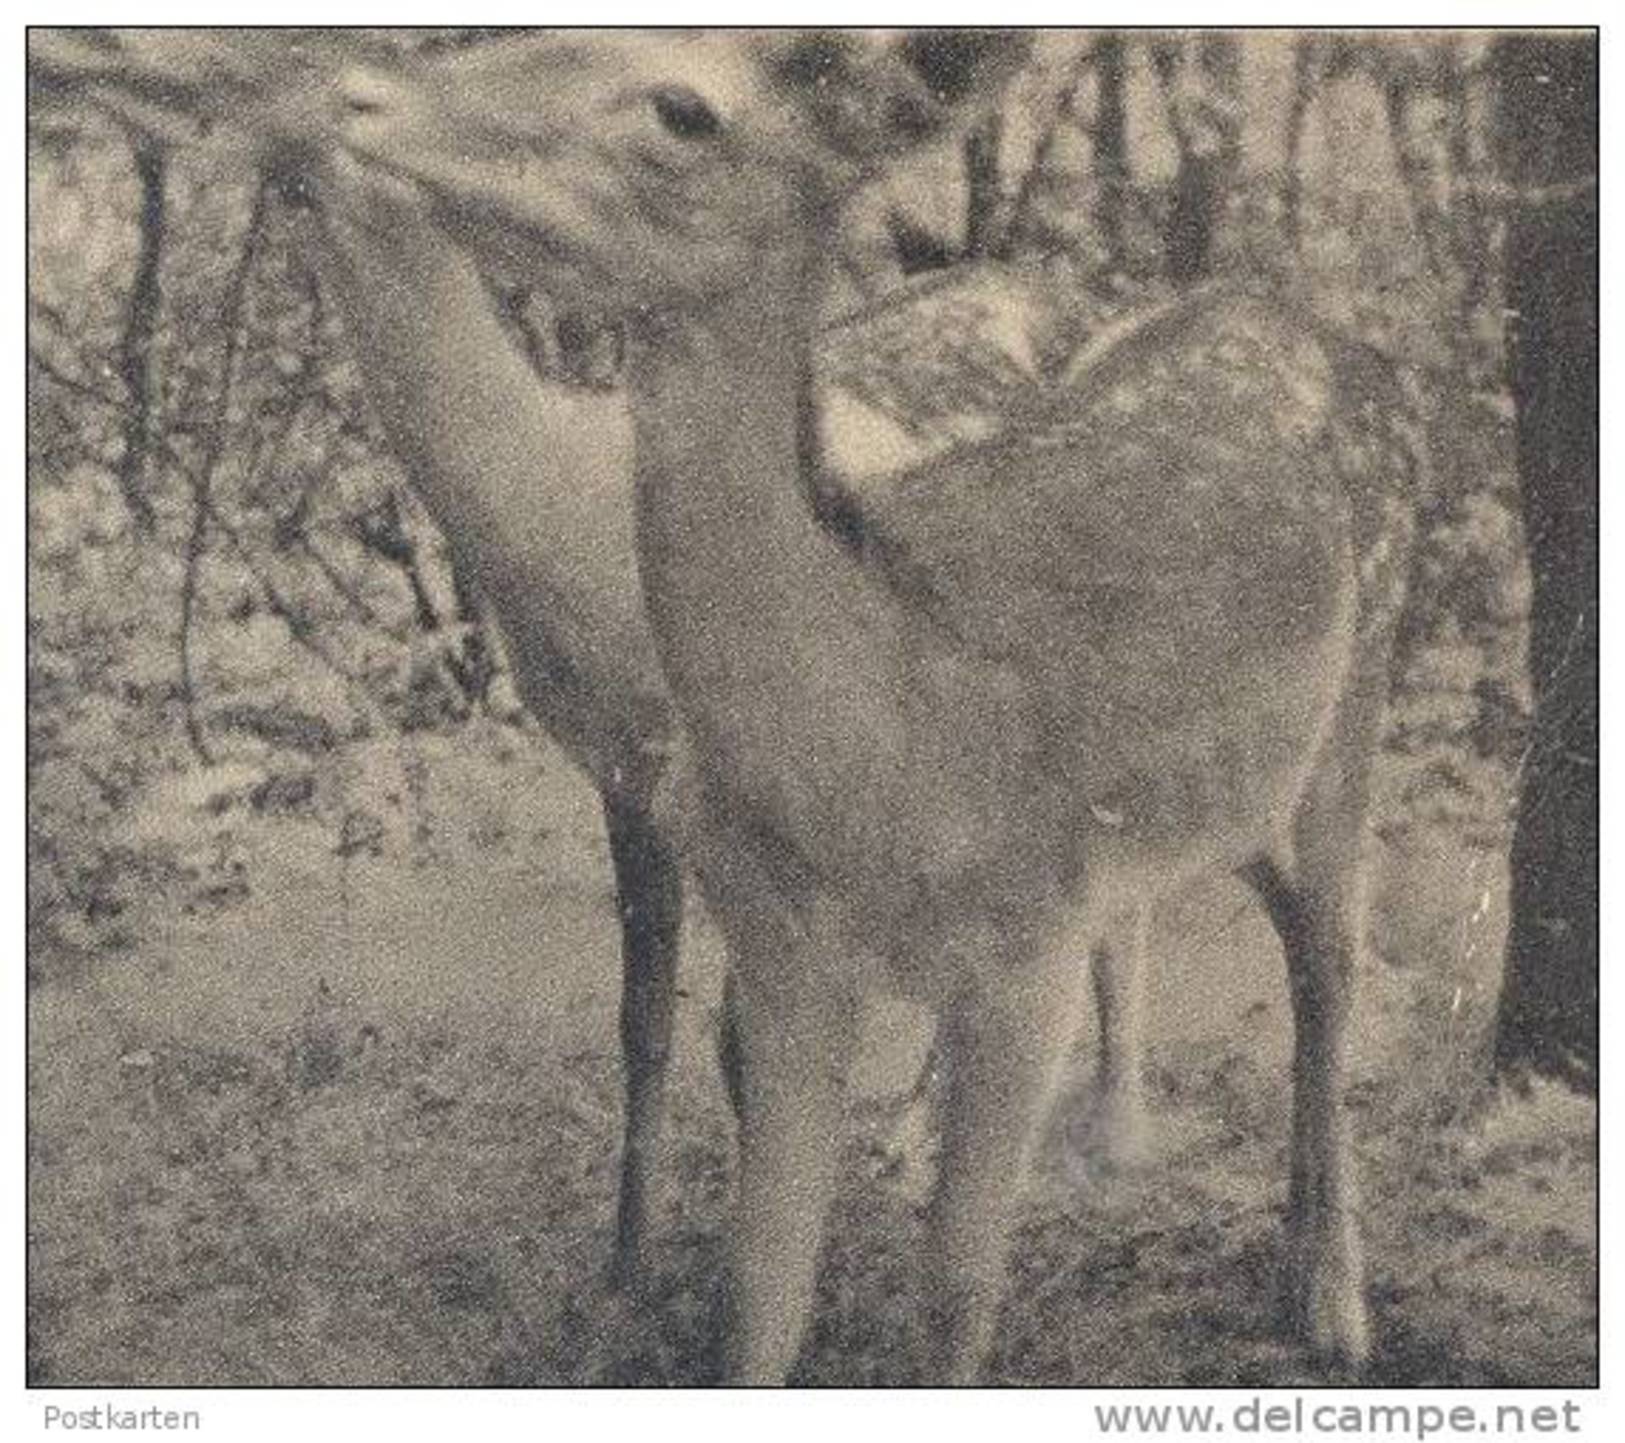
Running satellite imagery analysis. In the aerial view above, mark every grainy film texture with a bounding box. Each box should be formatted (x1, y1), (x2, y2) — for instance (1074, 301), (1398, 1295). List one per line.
(26, 28), (1596, 1386)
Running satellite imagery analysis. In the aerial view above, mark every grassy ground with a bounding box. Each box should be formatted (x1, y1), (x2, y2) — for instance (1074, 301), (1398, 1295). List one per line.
(27, 724), (1596, 1387)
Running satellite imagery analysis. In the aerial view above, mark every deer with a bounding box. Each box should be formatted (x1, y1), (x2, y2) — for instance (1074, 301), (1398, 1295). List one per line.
(31, 28), (684, 1291)
(29, 27), (1156, 1305)
(334, 27), (1427, 1384)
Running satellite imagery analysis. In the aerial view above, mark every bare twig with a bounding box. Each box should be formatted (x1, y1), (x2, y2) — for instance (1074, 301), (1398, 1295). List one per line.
(207, 499), (378, 707)
(28, 343), (125, 411)
(177, 180), (272, 764)
(115, 143), (166, 534)
(1281, 36), (1318, 254)
(999, 43), (1096, 262)
(297, 535), (406, 637)
(350, 490), (442, 633)
(1380, 67), (1445, 280)
(444, 563), (498, 706)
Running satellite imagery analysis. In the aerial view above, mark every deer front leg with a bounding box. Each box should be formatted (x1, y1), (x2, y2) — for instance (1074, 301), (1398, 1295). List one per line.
(924, 931), (1090, 1384)
(722, 954), (856, 1384)
(601, 790), (683, 1291)
(679, 794), (862, 1382)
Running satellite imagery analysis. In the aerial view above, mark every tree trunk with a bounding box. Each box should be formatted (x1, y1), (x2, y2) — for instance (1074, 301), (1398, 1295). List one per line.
(1152, 33), (1241, 286)
(961, 111), (1005, 260)
(1093, 34), (1129, 270)
(1492, 33), (1597, 1093)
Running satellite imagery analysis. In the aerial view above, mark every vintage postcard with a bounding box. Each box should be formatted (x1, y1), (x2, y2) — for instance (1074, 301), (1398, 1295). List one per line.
(24, 20), (1597, 1418)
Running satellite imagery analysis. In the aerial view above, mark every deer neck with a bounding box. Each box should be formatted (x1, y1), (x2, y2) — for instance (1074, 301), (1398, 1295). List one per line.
(312, 191), (675, 792)
(626, 247), (908, 850)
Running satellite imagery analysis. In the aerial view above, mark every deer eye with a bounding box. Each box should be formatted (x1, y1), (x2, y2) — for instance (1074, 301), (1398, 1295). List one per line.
(650, 86), (722, 141)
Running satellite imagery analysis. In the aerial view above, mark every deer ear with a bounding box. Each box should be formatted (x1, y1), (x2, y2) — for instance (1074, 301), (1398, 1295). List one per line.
(761, 28), (1030, 169)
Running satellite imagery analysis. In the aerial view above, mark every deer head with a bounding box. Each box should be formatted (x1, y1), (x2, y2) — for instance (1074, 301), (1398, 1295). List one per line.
(339, 30), (1029, 321)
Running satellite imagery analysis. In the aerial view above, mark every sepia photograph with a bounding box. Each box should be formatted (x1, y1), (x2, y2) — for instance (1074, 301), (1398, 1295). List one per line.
(24, 20), (1598, 1398)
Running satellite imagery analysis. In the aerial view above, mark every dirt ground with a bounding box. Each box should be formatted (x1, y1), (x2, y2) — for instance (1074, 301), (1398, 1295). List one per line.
(27, 726), (1596, 1388)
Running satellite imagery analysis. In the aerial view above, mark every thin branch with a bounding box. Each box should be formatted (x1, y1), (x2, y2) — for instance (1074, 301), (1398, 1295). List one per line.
(1281, 36), (1318, 254)
(1147, 35), (1189, 151)
(28, 344), (125, 411)
(177, 180), (272, 765)
(177, 511), (214, 763)
(206, 498), (379, 706)
(999, 44), (1097, 261)
(1380, 67), (1445, 281)
(28, 294), (74, 335)
(443, 563), (499, 707)
(296, 534), (410, 639)
(172, 426), (385, 710)
(115, 144), (166, 534)
(349, 490), (442, 633)
(177, 505), (214, 762)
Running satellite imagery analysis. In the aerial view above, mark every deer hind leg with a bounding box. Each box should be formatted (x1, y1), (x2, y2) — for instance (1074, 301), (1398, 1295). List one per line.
(602, 791), (684, 1292)
(1240, 646), (1390, 1370)
(717, 970), (746, 1123)
(1086, 903), (1152, 1170)
(924, 926), (1091, 1384)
